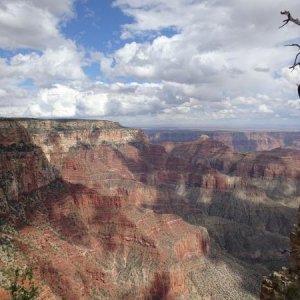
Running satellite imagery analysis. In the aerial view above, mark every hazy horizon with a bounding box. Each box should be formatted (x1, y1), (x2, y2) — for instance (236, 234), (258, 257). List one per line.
(2, 116), (299, 131)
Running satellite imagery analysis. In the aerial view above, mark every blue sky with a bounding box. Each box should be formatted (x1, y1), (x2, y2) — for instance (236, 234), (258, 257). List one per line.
(0, 0), (300, 129)
(63, 1), (130, 54)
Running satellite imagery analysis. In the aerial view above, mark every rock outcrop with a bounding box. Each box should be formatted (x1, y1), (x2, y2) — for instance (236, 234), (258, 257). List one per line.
(261, 207), (300, 299)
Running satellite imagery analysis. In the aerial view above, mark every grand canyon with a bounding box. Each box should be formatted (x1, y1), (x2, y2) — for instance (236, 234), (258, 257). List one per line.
(0, 118), (300, 299)
(1, 0), (300, 299)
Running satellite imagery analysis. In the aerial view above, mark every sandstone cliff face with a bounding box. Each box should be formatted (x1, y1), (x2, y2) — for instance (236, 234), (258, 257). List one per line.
(0, 119), (299, 299)
(18, 119), (147, 161)
(0, 120), (59, 223)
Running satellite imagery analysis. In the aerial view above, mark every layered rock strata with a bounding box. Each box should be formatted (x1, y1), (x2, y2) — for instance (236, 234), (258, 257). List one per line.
(0, 119), (210, 299)
(145, 129), (300, 152)
(0, 119), (299, 299)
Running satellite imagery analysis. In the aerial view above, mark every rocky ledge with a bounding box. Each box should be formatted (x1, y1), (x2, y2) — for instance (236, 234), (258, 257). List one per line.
(261, 207), (300, 299)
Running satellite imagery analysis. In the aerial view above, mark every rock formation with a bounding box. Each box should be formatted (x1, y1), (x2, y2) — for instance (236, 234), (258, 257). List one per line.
(261, 207), (300, 299)
(0, 119), (299, 299)
(145, 129), (300, 152)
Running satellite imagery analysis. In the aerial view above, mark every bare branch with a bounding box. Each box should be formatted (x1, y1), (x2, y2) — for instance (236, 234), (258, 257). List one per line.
(289, 58), (300, 71)
(285, 43), (300, 49)
(285, 44), (300, 70)
(280, 10), (300, 28)
(280, 11), (300, 96)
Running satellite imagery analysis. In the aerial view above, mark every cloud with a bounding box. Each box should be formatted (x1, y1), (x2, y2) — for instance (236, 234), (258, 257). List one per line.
(0, 0), (88, 120)
(27, 82), (166, 117)
(113, 0), (300, 42)
(29, 0), (74, 16)
(90, 0), (300, 128)
(101, 36), (231, 85)
(258, 104), (273, 113)
(0, 0), (74, 50)
(1, 78), (297, 125)
(103, 1), (300, 91)
(29, 84), (80, 117)
(1, 0), (300, 129)
(0, 44), (86, 86)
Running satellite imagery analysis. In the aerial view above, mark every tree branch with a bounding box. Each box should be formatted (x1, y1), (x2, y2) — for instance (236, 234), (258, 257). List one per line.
(280, 11), (300, 95)
(290, 53), (300, 70)
(280, 10), (300, 28)
(285, 44), (300, 70)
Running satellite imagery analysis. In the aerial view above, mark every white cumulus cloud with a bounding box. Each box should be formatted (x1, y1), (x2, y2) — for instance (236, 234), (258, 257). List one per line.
(0, 0), (74, 50)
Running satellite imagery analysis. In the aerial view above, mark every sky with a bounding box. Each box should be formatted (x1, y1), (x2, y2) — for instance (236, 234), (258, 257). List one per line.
(0, 0), (300, 129)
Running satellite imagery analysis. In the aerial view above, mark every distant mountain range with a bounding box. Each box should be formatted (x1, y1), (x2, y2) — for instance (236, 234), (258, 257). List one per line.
(145, 129), (300, 152)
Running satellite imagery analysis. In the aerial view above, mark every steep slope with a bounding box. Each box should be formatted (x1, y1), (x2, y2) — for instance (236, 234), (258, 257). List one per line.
(0, 119), (223, 299)
(261, 207), (300, 299)
(165, 138), (300, 265)
(0, 120), (59, 223)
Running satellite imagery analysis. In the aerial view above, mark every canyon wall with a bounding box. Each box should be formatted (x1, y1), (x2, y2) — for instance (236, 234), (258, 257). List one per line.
(145, 129), (300, 152)
(0, 119), (299, 299)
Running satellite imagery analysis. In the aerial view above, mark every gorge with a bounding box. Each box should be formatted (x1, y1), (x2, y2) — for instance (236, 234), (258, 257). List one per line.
(0, 119), (300, 299)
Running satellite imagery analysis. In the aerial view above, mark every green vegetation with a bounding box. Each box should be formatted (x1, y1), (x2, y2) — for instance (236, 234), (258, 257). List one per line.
(286, 282), (300, 299)
(0, 225), (38, 300)
(0, 224), (17, 263)
(5, 267), (38, 300)
(0, 143), (37, 153)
